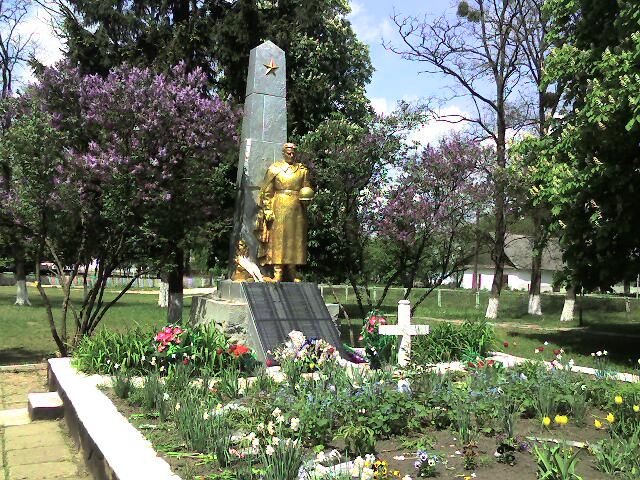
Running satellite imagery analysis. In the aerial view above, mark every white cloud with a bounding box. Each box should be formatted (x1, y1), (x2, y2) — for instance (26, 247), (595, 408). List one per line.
(348, 0), (363, 17)
(407, 105), (470, 146)
(13, 2), (63, 87)
(348, 0), (393, 44)
(371, 97), (392, 115)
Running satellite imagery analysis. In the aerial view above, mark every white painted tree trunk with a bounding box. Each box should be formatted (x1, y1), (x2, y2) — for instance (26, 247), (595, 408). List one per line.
(485, 296), (499, 319)
(528, 294), (542, 316)
(167, 292), (183, 323)
(560, 298), (575, 322)
(158, 280), (169, 308)
(14, 280), (31, 306)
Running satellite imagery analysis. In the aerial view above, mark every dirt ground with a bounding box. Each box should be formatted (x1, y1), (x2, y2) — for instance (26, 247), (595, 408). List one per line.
(108, 388), (612, 480)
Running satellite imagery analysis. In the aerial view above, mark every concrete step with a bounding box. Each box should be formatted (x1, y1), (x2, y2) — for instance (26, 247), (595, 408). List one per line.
(27, 392), (64, 421)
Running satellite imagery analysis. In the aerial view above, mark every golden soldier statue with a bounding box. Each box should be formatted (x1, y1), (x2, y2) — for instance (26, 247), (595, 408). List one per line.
(255, 143), (314, 282)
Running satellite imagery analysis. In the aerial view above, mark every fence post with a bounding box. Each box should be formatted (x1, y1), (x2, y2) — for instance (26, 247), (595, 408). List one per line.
(437, 289), (442, 308)
(373, 287), (377, 303)
(320, 285), (324, 299)
(345, 285), (348, 303)
(475, 290), (480, 309)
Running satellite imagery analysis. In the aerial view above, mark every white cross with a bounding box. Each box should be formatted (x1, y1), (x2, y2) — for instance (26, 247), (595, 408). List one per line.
(378, 300), (430, 367)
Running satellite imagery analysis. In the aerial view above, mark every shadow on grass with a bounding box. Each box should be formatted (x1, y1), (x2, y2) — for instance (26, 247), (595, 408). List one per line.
(506, 328), (640, 367)
(0, 347), (52, 365)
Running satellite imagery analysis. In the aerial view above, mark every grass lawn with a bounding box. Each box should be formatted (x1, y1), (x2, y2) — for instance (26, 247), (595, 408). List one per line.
(2, 285), (639, 374)
(0, 286), (191, 365)
(339, 286), (640, 328)
(341, 288), (640, 373)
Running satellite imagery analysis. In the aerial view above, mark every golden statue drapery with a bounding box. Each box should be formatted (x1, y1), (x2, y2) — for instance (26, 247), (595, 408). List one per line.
(256, 143), (313, 282)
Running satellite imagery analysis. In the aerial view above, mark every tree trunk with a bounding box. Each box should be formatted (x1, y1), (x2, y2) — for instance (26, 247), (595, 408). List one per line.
(14, 248), (31, 306)
(158, 273), (169, 308)
(167, 248), (184, 323)
(623, 279), (631, 295)
(486, 157), (507, 319)
(473, 209), (480, 291)
(485, 99), (508, 320)
(528, 251), (543, 316)
(560, 284), (576, 322)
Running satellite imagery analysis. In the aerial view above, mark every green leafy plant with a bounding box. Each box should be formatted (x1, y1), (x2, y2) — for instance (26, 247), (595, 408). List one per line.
(280, 357), (305, 391)
(334, 424), (376, 456)
(218, 366), (241, 400)
(462, 443), (478, 470)
(360, 310), (395, 369)
(412, 320), (494, 364)
(73, 323), (250, 376)
(568, 389), (588, 427)
(112, 368), (133, 399)
(593, 429), (640, 476)
(499, 395), (522, 439)
(533, 442), (583, 480)
(534, 383), (559, 422)
(259, 438), (304, 480)
(452, 400), (477, 446)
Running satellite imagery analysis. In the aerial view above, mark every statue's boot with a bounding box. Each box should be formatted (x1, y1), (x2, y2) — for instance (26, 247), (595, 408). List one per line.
(289, 265), (302, 282)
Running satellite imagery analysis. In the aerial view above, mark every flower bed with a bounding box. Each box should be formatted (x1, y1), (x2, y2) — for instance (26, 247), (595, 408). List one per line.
(85, 329), (640, 480)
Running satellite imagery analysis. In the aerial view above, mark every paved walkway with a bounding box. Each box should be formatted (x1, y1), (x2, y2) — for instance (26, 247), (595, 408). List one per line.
(0, 367), (91, 480)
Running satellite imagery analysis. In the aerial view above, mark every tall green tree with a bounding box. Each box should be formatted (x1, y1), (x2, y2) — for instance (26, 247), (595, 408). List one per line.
(532, 0), (640, 291)
(59, 0), (373, 311)
(59, 0), (372, 136)
(388, 0), (525, 319)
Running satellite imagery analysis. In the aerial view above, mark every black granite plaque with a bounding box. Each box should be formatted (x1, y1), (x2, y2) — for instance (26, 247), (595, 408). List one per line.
(242, 282), (346, 362)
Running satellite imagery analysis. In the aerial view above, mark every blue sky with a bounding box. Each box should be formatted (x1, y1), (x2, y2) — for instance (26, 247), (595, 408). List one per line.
(348, 0), (468, 142)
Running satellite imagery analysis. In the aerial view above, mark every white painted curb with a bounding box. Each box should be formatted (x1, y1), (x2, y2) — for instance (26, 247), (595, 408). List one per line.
(489, 352), (640, 383)
(49, 358), (181, 480)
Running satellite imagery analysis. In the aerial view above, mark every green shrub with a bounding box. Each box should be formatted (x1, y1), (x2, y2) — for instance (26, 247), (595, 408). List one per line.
(73, 323), (255, 376)
(73, 328), (153, 375)
(411, 320), (494, 364)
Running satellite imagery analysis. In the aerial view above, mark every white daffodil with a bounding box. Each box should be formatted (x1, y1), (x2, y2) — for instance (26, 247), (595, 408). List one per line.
(290, 417), (300, 431)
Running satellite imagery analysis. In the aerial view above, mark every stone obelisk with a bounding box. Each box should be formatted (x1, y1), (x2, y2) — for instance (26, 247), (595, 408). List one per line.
(229, 41), (287, 275)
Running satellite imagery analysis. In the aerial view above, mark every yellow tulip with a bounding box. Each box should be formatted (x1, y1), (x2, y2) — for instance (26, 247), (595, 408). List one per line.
(554, 415), (568, 425)
(543, 416), (551, 427)
(633, 405), (639, 413)
(615, 395), (623, 405)
(594, 419), (603, 429)
(606, 413), (615, 423)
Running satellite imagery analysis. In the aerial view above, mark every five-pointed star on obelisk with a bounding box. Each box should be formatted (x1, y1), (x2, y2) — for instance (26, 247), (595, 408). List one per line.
(264, 58), (279, 76)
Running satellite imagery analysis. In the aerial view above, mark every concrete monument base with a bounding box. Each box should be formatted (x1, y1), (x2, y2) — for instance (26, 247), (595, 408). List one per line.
(188, 280), (341, 348)
(189, 282), (251, 345)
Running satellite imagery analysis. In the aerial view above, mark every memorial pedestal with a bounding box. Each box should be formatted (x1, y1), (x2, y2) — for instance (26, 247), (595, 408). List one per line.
(189, 281), (251, 345)
(189, 280), (341, 361)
